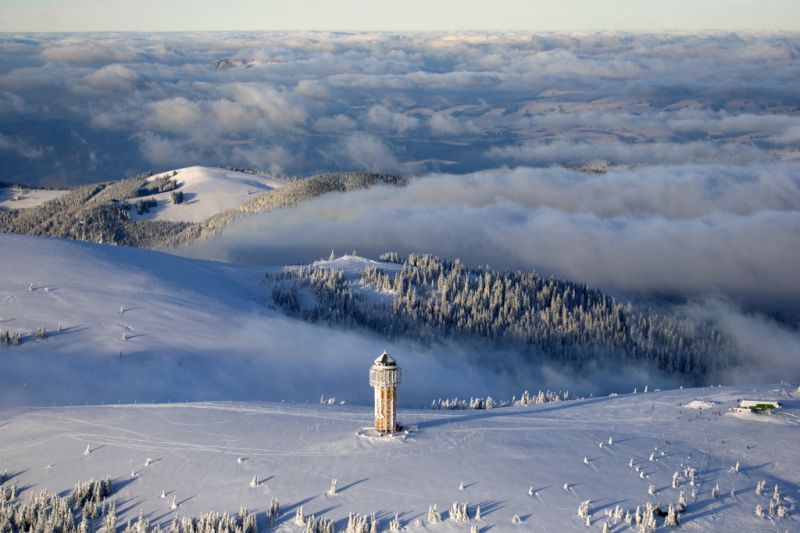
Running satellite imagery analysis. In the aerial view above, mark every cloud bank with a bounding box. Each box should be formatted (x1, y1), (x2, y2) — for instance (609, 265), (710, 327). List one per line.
(0, 32), (799, 185)
(186, 163), (800, 315)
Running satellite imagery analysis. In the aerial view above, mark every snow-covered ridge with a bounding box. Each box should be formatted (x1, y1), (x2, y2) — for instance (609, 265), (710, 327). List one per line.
(0, 185), (68, 210)
(291, 254), (403, 278)
(0, 234), (528, 408)
(131, 166), (286, 224)
(0, 385), (797, 532)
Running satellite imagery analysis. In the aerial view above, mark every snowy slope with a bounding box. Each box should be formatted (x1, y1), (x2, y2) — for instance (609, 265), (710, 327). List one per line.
(0, 234), (525, 407)
(0, 385), (798, 532)
(0, 186), (68, 209)
(130, 166), (285, 223)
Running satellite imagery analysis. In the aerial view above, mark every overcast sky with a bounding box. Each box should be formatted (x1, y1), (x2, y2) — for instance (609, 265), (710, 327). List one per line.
(1, 0), (799, 32)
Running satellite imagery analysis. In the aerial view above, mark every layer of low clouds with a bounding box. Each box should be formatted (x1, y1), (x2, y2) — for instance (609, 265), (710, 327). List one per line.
(1, 32), (799, 185)
(186, 163), (800, 316)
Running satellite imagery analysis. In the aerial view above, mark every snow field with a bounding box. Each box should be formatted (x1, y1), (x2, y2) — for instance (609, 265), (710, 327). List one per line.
(130, 166), (285, 223)
(0, 385), (797, 532)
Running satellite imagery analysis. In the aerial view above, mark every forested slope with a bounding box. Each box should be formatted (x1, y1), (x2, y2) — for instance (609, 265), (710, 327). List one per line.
(268, 253), (734, 382)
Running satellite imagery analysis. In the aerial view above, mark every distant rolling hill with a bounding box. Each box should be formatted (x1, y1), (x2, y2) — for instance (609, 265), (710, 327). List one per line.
(0, 167), (406, 249)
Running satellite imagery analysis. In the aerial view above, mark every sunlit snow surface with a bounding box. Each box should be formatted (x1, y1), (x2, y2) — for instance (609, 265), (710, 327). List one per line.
(130, 166), (286, 223)
(0, 386), (798, 531)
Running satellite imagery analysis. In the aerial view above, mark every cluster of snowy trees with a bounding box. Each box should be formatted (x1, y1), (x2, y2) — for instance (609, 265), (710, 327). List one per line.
(0, 329), (23, 346)
(430, 389), (571, 410)
(121, 508), (258, 533)
(268, 253), (733, 381)
(0, 478), (114, 532)
(755, 482), (791, 519)
(136, 175), (177, 197)
(135, 198), (158, 215)
(0, 325), (50, 346)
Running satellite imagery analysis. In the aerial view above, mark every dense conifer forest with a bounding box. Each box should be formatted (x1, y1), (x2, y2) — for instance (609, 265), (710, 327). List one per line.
(268, 254), (734, 382)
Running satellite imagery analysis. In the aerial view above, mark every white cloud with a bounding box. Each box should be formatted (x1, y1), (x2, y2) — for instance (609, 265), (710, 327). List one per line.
(340, 132), (401, 172)
(83, 64), (139, 91)
(365, 105), (419, 134)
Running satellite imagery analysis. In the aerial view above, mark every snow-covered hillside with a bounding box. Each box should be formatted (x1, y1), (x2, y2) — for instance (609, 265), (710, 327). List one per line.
(0, 186), (67, 209)
(130, 166), (285, 223)
(0, 385), (797, 532)
(0, 234), (525, 407)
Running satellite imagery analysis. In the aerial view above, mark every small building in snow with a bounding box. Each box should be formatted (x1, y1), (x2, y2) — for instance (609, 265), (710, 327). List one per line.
(733, 399), (781, 413)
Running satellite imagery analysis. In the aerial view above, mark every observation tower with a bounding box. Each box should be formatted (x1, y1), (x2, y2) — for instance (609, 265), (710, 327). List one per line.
(369, 351), (401, 434)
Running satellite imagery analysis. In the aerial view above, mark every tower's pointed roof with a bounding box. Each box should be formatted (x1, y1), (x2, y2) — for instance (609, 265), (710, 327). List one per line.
(373, 350), (397, 367)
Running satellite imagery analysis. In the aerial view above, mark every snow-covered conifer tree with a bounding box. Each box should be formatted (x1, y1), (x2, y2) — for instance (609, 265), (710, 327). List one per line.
(664, 504), (679, 527)
(427, 505), (440, 524)
(577, 500), (591, 518)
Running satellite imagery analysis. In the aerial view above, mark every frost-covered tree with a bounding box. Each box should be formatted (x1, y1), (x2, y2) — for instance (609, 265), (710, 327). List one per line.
(427, 504), (441, 524)
(294, 506), (306, 526)
(664, 504), (679, 527)
(577, 500), (591, 518)
(267, 497), (280, 526)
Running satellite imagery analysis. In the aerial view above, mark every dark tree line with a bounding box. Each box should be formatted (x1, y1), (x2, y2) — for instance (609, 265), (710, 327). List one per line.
(268, 253), (734, 382)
